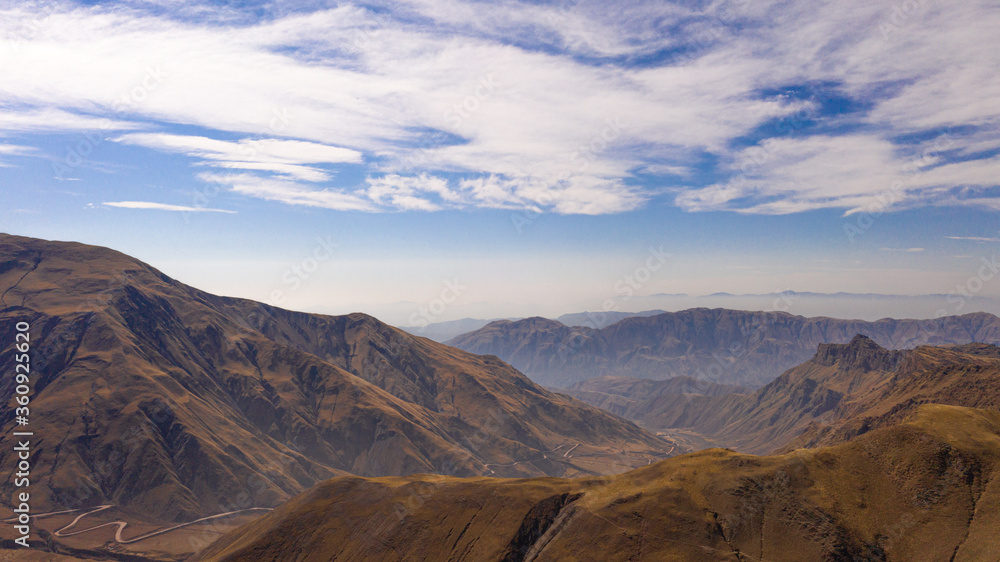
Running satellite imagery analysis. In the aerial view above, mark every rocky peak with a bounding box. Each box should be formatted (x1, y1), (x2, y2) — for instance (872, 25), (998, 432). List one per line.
(814, 334), (906, 372)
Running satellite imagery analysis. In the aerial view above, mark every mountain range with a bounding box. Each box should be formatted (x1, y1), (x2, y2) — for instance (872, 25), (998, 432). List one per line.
(0, 234), (675, 532)
(561, 335), (1000, 455)
(193, 337), (1000, 560)
(446, 310), (1000, 387)
(5, 234), (1000, 561)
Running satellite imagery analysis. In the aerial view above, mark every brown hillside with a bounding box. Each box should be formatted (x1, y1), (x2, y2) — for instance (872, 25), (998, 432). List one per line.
(193, 404), (1000, 561)
(0, 234), (676, 526)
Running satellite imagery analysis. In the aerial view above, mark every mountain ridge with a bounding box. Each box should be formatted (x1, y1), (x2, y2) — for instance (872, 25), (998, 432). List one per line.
(192, 403), (1000, 561)
(564, 336), (1000, 455)
(0, 234), (676, 527)
(447, 308), (1000, 387)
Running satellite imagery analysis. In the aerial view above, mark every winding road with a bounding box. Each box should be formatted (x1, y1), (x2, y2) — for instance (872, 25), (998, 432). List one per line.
(2, 504), (271, 545)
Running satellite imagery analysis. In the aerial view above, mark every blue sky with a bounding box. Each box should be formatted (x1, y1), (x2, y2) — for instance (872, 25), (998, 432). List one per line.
(1, 0), (998, 324)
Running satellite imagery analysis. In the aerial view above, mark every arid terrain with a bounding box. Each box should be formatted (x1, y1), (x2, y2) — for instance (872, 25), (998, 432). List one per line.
(194, 404), (1000, 561)
(3, 235), (1000, 562)
(0, 234), (676, 559)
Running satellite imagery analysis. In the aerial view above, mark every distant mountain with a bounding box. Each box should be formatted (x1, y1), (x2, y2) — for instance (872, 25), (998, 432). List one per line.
(398, 317), (511, 342)
(0, 234), (676, 525)
(194, 404), (1000, 561)
(603, 291), (1000, 322)
(446, 309), (1000, 387)
(570, 336), (1000, 455)
(556, 309), (666, 329)
(396, 310), (664, 342)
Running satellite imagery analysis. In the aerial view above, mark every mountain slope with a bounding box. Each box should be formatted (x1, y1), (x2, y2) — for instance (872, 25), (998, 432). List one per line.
(446, 309), (1000, 387)
(193, 404), (1000, 561)
(0, 234), (676, 524)
(578, 336), (1000, 455)
(553, 376), (747, 418)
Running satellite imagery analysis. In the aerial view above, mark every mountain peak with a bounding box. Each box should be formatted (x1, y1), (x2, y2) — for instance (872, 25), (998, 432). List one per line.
(814, 334), (905, 371)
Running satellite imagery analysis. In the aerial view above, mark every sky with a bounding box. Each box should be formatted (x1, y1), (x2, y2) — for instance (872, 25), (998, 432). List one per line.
(1, 0), (998, 326)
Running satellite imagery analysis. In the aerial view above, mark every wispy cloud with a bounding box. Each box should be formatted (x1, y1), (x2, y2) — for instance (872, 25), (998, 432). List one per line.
(0, 144), (34, 155)
(199, 173), (376, 212)
(101, 201), (236, 213)
(879, 247), (925, 252)
(946, 235), (1000, 243)
(115, 133), (363, 182)
(0, 108), (138, 133)
(0, 0), (997, 215)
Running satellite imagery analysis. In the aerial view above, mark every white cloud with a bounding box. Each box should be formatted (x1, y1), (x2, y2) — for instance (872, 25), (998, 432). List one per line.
(102, 201), (236, 213)
(879, 247), (925, 252)
(676, 134), (1000, 214)
(384, 0), (693, 58)
(0, 143), (35, 166)
(114, 132), (362, 182)
(0, 0), (996, 215)
(0, 108), (138, 132)
(364, 174), (454, 211)
(0, 1), (807, 215)
(0, 144), (34, 155)
(199, 173), (376, 212)
(945, 236), (1000, 243)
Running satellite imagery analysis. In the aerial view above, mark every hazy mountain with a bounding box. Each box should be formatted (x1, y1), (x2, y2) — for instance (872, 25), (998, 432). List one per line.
(398, 317), (511, 342)
(446, 309), (1000, 387)
(571, 336), (1000, 455)
(0, 234), (677, 525)
(193, 404), (1000, 561)
(395, 310), (664, 343)
(608, 291), (1000, 323)
(556, 309), (666, 329)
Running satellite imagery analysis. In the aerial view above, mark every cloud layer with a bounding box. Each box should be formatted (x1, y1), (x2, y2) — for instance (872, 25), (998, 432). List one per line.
(0, 0), (997, 215)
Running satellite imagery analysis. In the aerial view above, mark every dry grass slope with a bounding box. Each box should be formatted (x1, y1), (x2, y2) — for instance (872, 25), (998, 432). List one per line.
(194, 404), (1000, 561)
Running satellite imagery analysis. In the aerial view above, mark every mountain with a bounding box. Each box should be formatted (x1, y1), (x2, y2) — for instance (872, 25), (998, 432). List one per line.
(0, 234), (676, 528)
(193, 404), (1000, 561)
(578, 291), (1000, 323)
(446, 309), (1000, 387)
(397, 310), (665, 343)
(555, 309), (666, 330)
(572, 336), (1000, 455)
(553, 376), (747, 419)
(398, 317), (510, 343)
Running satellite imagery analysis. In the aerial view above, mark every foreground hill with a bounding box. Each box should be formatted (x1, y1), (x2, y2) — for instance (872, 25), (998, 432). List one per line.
(0, 234), (675, 526)
(572, 336), (1000, 455)
(446, 310), (1000, 387)
(193, 404), (1000, 561)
